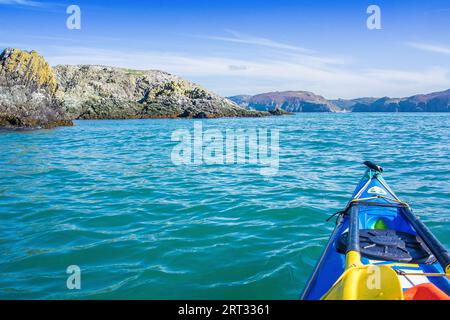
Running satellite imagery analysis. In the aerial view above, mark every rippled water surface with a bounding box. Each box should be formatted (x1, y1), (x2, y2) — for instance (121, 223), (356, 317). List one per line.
(0, 113), (449, 299)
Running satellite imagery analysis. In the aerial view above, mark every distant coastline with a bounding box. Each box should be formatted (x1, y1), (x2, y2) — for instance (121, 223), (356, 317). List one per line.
(228, 89), (450, 113)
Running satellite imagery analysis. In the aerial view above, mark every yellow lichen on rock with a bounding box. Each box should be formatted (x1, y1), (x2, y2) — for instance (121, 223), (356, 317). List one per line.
(3, 48), (58, 94)
(0, 48), (72, 128)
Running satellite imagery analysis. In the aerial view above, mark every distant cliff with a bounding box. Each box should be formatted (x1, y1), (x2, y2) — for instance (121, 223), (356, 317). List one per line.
(0, 48), (72, 128)
(350, 90), (450, 112)
(330, 97), (378, 111)
(0, 48), (267, 129)
(229, 91), (339, 112)
(229, 90), (450, 113)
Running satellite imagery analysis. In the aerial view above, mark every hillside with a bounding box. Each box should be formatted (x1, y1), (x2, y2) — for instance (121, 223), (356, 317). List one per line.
(230, 90), (450, 113)
(229, 91), (339, 112)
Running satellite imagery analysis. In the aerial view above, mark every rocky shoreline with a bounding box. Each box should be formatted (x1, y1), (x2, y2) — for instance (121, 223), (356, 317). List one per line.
(0, 48), (276, 129)
(54, 64), (270, 121)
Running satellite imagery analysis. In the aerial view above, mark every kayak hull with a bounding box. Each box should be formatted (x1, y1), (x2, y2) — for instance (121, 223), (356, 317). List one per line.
(301, 165), (450, 300)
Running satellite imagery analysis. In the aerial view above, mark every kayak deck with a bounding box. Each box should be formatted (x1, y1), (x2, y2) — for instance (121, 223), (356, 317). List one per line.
(301, 163), (450, 300)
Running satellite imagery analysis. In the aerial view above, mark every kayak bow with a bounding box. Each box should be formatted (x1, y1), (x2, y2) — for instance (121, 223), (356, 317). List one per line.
(301, 162), (450, 300)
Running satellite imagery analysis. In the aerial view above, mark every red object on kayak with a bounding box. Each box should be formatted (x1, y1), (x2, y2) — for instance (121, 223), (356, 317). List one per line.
(404, 283), (450, 300)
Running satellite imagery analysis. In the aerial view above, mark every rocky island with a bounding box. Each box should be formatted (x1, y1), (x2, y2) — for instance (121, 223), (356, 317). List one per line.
(54, 65), (266, 120)
(0, 48), (268, 129)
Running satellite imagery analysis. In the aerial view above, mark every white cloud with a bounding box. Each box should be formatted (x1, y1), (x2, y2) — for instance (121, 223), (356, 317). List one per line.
(0, 0), (43, 7)
(187, 30), (350, 68)
(5, 29), (450, 98)
(192, 29), (312, 53)
(41, 45), (450, 98)
(407, 42), (450, 55)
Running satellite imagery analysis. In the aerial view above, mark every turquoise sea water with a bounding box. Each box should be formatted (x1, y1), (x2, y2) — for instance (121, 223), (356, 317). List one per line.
(0, 113), (449, 299)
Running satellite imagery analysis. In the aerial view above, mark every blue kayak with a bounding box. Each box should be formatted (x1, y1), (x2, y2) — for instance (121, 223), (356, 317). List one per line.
(301, 162), (450, 300)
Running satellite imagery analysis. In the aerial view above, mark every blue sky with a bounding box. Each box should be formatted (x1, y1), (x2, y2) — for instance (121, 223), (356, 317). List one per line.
(1, 0), (450, 98)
